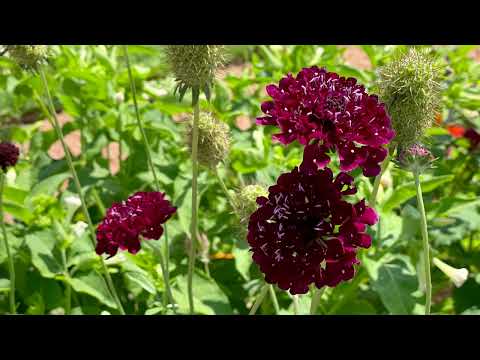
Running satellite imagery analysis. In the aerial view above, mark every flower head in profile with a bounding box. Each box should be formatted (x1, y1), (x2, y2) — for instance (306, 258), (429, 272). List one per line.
(96, 192), (176, 257)
(396, 143), (436, 174)
(0, 141), (20, 172)
(257, 66), (394, 177)
(247, 155), (378, 295)
(165, 45), (226, 103)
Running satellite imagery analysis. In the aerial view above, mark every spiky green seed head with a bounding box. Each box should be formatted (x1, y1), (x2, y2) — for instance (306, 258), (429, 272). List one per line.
(232, 184), (269, 227)
(377, 47), (442, 148)
(4, 45), (51, 70)
(165, 45), (226, 102)
(395, 143), (436, 174)
(185, 112), (231, 169)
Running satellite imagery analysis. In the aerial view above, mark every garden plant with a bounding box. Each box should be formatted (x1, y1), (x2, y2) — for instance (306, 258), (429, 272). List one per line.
(0, 45), (479, 315)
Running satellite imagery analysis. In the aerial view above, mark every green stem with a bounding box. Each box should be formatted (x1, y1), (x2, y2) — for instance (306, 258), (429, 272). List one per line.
(60, 248), (72, 315)
(249, 284), (269, 315)
(310, 287), (324, 315)
(144, 241), (176, 314)
(414, 171), (432, 315)
(38, 65), (125, 315)
(292, 295), (299, 315)
(269, 285), (280, 314)
(214, 167), (236, 209)
(122, 45), (176, 311)
(204, 261), (211, 278)
(370, 151), (392, 207)
(188, 92), (201, 315)
(118, 112), (123, 173)
(0, 173), (16, 314)
(122, 45), (161, 190)
(91, 188), (106, 217)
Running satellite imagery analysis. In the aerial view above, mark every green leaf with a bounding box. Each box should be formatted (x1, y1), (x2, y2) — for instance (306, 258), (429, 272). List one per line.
(123, 263), (156, 294)
(364, 255), (418, 314)
(0, 279), (10, 293)
(67, 271), (117, 309)
(25, 230), (65, 278)
(232, 247), (252, 281)
(3, 185), (28, 206)
(29, 173), (71, 198)
(382, 175), (454, 212)
(173, 273), (232, 314)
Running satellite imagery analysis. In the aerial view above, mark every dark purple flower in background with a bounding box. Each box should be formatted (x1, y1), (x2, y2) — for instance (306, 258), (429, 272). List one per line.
(257, 66), (395, 177)
(464, 128), (480, 151)
(247, 157), (378, 295)
(0, 141), (20, 172)
(96, 192), (176, 257)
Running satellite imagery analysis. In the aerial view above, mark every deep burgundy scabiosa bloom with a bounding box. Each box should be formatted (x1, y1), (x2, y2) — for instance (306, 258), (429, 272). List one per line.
(96, 192), (176, 257)
(257, 66), (395, 177)
(0, 141), (20, 172)
(464, 128), (480, 151)
(247, 157), (378, 295)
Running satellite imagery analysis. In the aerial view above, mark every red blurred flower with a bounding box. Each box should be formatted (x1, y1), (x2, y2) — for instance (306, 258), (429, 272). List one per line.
(96, 192), (176, 257)
(0, 142), (20, 172)
(257, 66), (395, 177)
(247, 156), (377, 295)
(446, 124), (466, 138)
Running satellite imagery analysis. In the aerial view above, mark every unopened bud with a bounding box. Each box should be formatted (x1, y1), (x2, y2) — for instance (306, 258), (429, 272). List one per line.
(185, 112), (231, 169)
(3, 45), (51, 70)
(165, 45), (226, 102)
(396, 143), (435, 174)
(377, 47), (442, 148)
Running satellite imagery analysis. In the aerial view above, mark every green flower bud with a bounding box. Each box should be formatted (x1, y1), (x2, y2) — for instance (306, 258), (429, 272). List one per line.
(377, 47), (442, 148)
(395, 143), (436, 174)
(185, 112), (231, 169)
(3, 45), (51, 70)
(165, 45), (226, 102)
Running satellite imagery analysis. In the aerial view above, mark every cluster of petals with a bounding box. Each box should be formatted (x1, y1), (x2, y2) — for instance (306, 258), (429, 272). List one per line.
(96, 192), (176, 257)
(257, 66), (395, 177)
(0, 141), (20, 172)
(247, 153), (378, 295)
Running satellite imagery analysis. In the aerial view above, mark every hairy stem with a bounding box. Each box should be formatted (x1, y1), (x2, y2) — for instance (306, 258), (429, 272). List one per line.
(214, 167), (236, 209)
(310, 287), (324, 315)
(292, 295), (300, 315)
(249, 284), (269, 315)
(269, 285), (280, 314)
(414, 171), (432, 315)
(0, 173), (16, 314)
(144, 241), (176, 314)
(39, 65), (125, 315)
(188, 91), (201, 315)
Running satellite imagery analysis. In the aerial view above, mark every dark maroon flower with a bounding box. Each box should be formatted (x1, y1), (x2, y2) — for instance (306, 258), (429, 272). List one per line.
(464, 128), (480, 151)
(247, 162), (378, 295)
(96, 192), (176, 257)
(257, 66), (395, 176)
(0, 141), (20, 172)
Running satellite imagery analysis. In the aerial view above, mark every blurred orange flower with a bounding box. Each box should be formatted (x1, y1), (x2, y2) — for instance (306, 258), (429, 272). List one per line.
(446, 124), (466, 138)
